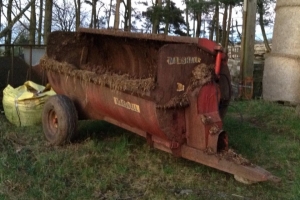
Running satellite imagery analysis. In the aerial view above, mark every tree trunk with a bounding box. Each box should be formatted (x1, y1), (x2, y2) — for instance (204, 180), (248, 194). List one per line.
(258, 1), (271, 52)
(29, 0), (36, 45)
(74, 0), (81, 31)
(89, 0), (97, 28)
(124, 0), (132, 31)
(185, 0), (189, 36)
(195, 11), (202, 38)
(0, 0), (3, 34)
(38, 0), (43, 44)
(152, 0), (162, 34)
(224, 4), (232, 52)
(209, 13), (215, 40)
(5, 0), (13, 54)
(240, 0), (257, 99)
(193, 10), (196, 37)
(114, 0), (121, 29)
(107, 0), (112, 28)
(215, 1), (219, 43)
(128, 0), (132, 31)
(221, 3), (228, 47)
(44, 0), (53, 45)
(164, 0), (170, 35)
(93, 0), (97, 28)
(235, 20), (242, 40)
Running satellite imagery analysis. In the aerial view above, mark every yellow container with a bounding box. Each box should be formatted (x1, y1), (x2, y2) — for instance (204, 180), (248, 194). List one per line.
(2, 81), (56, 126)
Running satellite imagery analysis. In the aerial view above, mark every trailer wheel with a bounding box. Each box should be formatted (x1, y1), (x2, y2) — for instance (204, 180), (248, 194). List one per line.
(42, 95), (78, 145)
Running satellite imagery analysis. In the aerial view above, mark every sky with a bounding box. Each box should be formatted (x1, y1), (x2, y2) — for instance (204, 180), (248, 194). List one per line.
(89, 0), (275, 41)
(1, 0), (275, 44)
(111, 0), (273, 41)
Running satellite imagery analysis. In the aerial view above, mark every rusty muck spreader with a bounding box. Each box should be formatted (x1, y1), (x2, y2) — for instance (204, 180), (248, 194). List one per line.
(40, 28), (280, 184)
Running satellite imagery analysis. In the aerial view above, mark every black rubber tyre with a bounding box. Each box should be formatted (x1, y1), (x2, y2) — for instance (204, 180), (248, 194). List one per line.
(42, 95), (78, 145)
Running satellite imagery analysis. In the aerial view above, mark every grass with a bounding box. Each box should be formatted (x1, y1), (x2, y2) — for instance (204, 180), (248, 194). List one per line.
(0, 100), (299, 199)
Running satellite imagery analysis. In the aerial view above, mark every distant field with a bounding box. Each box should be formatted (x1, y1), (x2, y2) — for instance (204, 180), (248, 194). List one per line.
(0, 100), (298, 199)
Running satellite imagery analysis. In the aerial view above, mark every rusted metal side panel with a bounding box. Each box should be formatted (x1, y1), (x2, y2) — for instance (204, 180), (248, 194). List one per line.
(46, 70), (188, 146)
(197, 83), (224, 152)
(44, 33), (217, 149)
(184, 83), (224, 152)
(185, 88), (206, 150)
(155, 44), (215, 105)
(155, 109), (186, 148)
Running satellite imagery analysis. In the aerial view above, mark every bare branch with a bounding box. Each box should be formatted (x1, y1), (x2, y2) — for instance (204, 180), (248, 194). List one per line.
(0, 0), (33, 38)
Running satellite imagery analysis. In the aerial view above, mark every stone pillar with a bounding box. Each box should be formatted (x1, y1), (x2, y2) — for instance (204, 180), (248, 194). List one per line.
(263, 0), (300, 104)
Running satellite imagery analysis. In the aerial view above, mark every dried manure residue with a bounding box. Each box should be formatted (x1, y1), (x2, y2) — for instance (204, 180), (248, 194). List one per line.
(42, 31), (214, 108)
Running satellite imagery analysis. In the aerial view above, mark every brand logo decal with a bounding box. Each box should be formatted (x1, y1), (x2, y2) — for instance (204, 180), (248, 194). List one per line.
(113, 97), (140, 113)
(167, 57), (201, 65)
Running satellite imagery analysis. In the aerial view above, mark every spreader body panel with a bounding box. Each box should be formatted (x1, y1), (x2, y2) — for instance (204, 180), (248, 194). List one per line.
(40, 28), (278, 183)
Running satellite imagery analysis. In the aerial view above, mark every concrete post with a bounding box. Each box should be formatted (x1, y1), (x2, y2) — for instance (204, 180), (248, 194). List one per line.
(263, 0), (300, 104)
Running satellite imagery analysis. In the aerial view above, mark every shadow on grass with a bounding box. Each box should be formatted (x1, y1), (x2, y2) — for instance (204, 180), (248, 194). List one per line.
(75, 120), (122, 141)
(74, 120), (145, 147)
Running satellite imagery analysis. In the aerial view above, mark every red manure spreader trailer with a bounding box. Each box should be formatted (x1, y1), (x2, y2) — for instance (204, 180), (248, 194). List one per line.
(40, 28), (279, 184)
